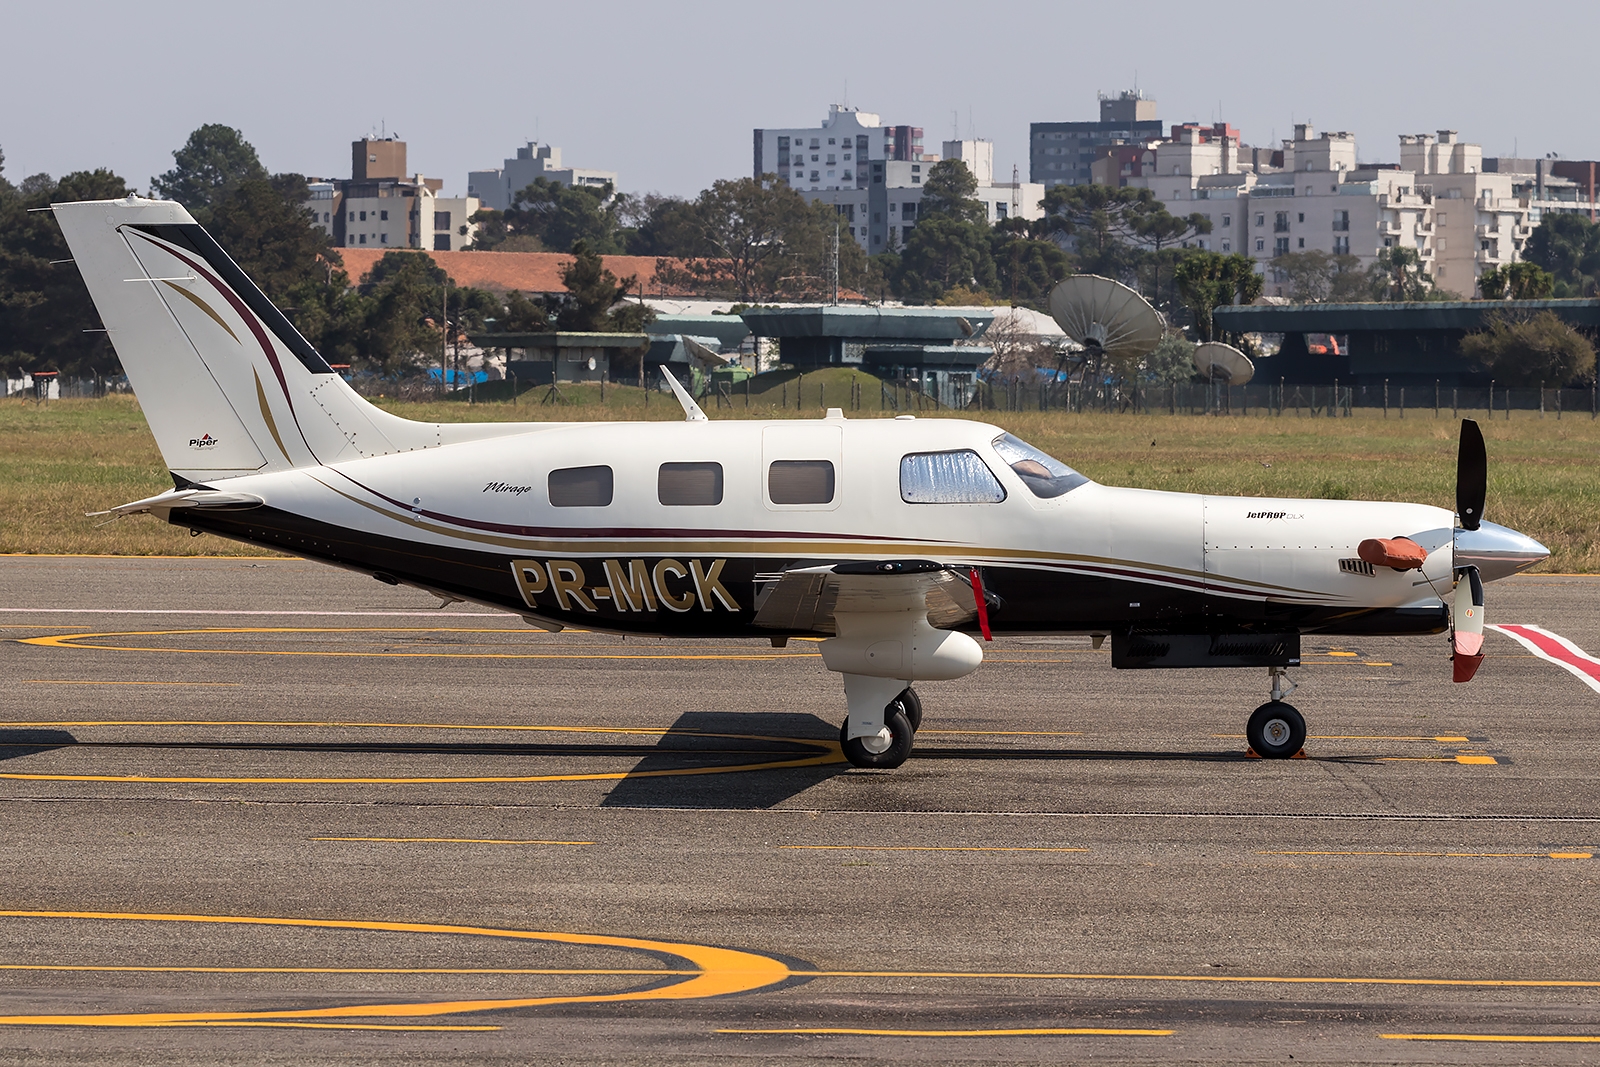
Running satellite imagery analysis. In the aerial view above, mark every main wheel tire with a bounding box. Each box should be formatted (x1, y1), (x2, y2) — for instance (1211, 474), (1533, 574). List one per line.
(895, 687), (923, 732)
(839, 707), (915, 769)
(1246, 701), (1306, 760)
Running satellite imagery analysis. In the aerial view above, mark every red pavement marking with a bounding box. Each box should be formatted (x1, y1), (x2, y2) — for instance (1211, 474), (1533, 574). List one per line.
(1488, 624), (1600, 694)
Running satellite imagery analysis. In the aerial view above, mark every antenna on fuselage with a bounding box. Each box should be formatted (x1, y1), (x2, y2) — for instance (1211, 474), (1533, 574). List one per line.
(658, 366), (707, 422)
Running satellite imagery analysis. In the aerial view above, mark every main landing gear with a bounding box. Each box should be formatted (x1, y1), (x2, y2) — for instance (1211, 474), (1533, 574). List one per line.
(839, 687), (921, 769)
(1246, 666), (1306, 760)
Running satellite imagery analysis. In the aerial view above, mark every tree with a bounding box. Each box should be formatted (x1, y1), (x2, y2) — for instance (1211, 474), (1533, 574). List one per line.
(150, 124), (268, 220)
(207, 174), (337, 302)
(0, 146), (14, 201)
(1269, 249), (1367, 302)
(471, 178), (627, 254)
(0, 169), (131, 376)
(1143, 332), (1198, 383)
(1363, 245), (1450, 301)
(656, 176), (829, 303)
(989, 230), (1071, 310)
(1036, 184), (1210, 280)
(918, 160), (985, 225)
(893, 216), (996, 304)
(1523, 214), (1600, 298)
(1460, 310), (1596, 386)
(556, 241), (653, 332)
(1478, 261), (1555, 300)
(626, 195), (715, 257)
(1174, 251), (1263, 341)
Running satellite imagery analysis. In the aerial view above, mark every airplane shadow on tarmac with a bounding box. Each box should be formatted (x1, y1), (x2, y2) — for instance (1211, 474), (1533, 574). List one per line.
(595, 711), (1324, 809)
(601, 710), (851, 809)
(0, 730), (77, 762)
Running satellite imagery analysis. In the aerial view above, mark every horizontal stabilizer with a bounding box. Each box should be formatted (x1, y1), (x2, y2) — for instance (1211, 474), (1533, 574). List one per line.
(89, 487), (265, 519)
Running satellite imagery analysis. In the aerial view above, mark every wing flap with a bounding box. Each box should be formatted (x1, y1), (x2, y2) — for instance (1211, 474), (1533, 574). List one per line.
(753, 561), (977, 635)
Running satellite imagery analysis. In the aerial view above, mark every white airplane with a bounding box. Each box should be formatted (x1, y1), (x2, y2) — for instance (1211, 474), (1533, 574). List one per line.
(54, 196), (1549, 769)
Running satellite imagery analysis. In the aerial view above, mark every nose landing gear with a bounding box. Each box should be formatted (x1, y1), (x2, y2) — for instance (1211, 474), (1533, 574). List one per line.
(1247, 667), (1306, 760)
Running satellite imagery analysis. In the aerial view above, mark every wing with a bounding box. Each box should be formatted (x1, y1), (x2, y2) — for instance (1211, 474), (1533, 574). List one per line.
(752, 559), (978, 635)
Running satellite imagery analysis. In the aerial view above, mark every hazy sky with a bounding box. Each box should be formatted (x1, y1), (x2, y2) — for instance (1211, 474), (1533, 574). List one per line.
(4, 0), (1596, 202)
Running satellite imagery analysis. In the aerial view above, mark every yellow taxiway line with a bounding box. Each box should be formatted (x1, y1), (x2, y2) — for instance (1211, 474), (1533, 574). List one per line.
(0, 720), (844, 784)
(20, 628), (821, 661)
(719, 1026), (1172, 1037)
(0, 910), (791, 1028)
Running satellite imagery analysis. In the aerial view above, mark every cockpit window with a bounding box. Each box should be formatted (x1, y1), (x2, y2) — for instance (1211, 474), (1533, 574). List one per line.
(991, 433), (1089, 498)
(900, 450), (1006, 503)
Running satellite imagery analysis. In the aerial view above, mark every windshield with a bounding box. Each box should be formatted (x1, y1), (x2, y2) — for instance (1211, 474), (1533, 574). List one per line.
(991, 433), (1089, 498)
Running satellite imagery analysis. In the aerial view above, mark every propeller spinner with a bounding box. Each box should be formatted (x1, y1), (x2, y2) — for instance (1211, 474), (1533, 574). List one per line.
(1448, 419), (1548, 683)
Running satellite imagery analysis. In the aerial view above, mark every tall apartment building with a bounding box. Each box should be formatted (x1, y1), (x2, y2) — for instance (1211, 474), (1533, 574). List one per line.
(1031, 91), (1162, 187)
(466, 142), (619, 212)
(305, 138), (480, 252)
(1398, 131), (1531, 294)
(753, 106), (894, 192)
(1120, 124), (1532, 297)
(803, 139), (1044, 253)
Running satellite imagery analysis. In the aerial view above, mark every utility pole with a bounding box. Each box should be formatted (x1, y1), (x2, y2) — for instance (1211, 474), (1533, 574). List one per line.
(831, 217), (840, 306)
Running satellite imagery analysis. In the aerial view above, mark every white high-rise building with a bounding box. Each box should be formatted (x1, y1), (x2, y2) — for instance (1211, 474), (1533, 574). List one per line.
(467, 143), (619, 212)
(1121, 124), (1532, 297)
(753, 105), (896, 193)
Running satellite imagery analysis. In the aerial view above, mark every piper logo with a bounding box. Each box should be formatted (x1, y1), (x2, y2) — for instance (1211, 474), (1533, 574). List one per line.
(188, 433), (219, 449)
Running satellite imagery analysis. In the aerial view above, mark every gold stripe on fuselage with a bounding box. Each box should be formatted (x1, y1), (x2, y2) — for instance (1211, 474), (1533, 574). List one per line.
(304, 474), (1344, 604)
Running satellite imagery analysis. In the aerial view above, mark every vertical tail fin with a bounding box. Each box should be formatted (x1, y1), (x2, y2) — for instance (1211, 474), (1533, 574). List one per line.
(53, 196), (447, 480)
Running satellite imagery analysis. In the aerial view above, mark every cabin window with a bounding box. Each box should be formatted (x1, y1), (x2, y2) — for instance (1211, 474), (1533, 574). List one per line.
(548, 465), (613, 507)
(767, 460), (835, 505)
(658, 462), (723, 506)
(899, 450), (1006, 504)
(991, 433), (1088, 498)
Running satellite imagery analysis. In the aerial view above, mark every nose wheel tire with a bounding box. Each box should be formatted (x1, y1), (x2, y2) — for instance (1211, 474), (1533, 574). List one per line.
(894, 687), (923, 732)
(839, 707), (915, 769)
(1247, 702), (1306, 760)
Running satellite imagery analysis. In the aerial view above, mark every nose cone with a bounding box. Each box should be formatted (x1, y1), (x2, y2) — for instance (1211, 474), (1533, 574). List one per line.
(1455, 520), (1549, 582)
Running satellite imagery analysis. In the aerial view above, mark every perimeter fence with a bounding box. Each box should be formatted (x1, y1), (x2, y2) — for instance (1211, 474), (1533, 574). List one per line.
(971, 377), (1600, 420)
(10, 373), (1600, 421)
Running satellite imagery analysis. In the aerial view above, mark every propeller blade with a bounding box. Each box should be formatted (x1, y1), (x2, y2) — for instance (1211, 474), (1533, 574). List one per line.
(1456, 419), (1486, 532)
(1452, 565), (1485, 683)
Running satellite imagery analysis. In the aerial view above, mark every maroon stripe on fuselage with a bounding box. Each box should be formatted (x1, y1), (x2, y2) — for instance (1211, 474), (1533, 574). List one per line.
(325, 467), (947, 543)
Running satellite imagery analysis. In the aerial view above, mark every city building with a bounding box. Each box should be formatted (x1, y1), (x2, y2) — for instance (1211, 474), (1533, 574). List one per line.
(1397, 131), (1532, 294)
(466, 142), (619, 212)
(1214, 298), (1600, 386)
(305, 138), (479, 252)
(740, 305), (997, 408)
(1030, 90), (1162, 187)
(1485, 157), (1600, 225)
(1116, 124), (1536, 297)
(753, 105), (909, 194)
(802, 138), (1044, 253)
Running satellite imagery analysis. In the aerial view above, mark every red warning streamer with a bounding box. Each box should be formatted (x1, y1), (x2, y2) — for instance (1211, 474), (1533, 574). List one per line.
(969, 567), (993, 642)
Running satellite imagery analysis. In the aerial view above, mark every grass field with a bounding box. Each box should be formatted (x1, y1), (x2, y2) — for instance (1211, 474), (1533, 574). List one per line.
(4, 380), (1598, 570)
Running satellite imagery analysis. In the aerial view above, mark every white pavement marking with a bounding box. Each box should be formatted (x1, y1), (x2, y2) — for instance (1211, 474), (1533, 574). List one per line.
(1489, 624), (1600, 695)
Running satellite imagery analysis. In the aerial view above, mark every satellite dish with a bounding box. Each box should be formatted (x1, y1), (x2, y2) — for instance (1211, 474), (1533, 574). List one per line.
(681, 335), (735, 369)
(587, 356), (597, 371)
(1048, 275), (1165, 363)
(1193, 341), (1255, 385)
